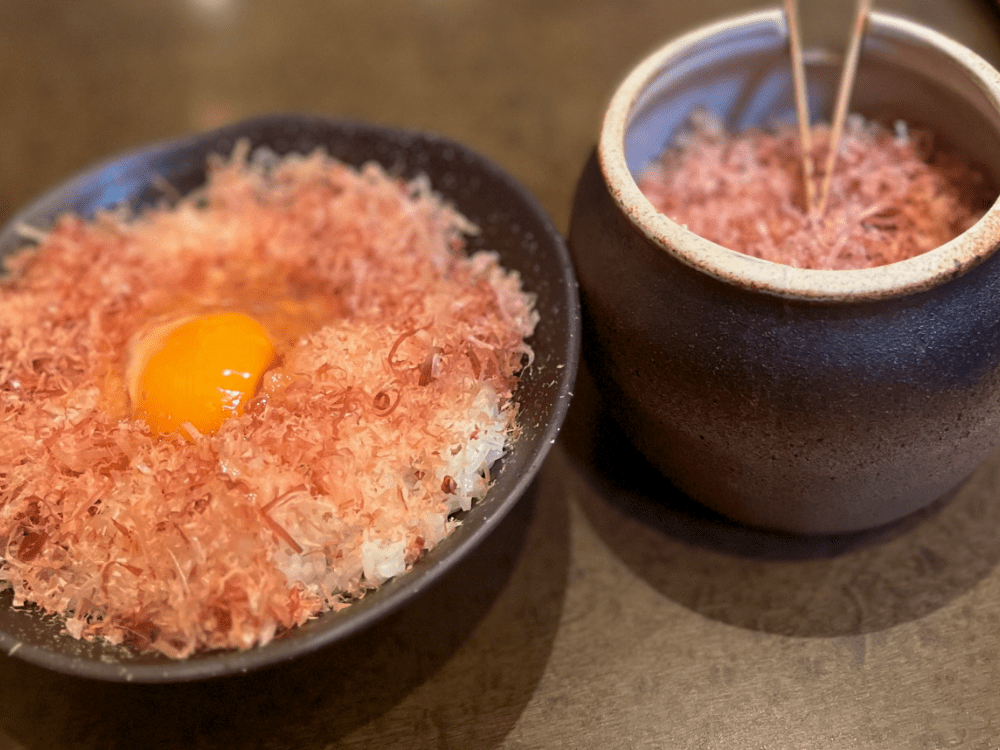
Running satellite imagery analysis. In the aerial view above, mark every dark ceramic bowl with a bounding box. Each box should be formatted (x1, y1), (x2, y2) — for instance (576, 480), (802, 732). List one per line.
(569, 11), (1000, 534)
(0, 114), (580, 682)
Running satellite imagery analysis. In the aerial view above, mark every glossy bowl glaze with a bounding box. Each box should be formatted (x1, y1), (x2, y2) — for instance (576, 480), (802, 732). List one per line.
(0, 114), (580, 682)
(569, 11), (1000, 534)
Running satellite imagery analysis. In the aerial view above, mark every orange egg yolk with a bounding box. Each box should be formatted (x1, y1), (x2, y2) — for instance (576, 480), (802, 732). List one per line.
(130, 312), (277, 437)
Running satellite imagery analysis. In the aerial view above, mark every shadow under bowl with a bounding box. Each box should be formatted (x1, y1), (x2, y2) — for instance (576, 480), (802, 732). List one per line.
(569, 10), (1000, 535)
(0, 114), (581, 682)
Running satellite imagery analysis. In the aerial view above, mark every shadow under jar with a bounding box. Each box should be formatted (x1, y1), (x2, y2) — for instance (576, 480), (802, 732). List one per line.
(569, 10), (1000, 535)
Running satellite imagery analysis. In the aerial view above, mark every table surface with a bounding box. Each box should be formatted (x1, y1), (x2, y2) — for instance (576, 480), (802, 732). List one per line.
(3, 1), (1000, 748)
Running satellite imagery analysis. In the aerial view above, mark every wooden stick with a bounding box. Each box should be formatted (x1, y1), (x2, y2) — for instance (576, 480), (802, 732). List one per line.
(815, 0), (871, 216)
(783, 0), (816, 214)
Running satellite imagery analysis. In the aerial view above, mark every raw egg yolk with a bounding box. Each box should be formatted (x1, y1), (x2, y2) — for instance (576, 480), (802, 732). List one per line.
(131, 312), (276, 437)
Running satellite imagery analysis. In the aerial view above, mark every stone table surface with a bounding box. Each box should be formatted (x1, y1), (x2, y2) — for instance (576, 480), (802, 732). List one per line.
(2, 1), (1000, 748)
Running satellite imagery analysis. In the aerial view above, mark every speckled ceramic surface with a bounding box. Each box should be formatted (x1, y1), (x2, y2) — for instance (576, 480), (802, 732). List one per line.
(570, 11), (1000, 534)
(0, 114), (581, 682)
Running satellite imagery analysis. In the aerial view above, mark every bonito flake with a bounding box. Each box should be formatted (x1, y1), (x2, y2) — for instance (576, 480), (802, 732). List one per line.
(0, 144), (537, 658)
(639, 110), (993, 270)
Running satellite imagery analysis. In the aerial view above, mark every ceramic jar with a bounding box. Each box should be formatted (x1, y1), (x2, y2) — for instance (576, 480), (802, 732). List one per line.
(569, 10), (1000, 534)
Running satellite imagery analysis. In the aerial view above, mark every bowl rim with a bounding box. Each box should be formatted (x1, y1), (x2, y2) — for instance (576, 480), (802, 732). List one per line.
(0, 113), (581, 682)
(598, 9), (1000, 303)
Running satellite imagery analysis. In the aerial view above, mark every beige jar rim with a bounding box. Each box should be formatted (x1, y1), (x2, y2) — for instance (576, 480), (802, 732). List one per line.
(599, 9), (1000, 302)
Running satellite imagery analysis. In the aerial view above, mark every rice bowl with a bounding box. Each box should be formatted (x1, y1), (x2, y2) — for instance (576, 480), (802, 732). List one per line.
(0, 114), (580, 682)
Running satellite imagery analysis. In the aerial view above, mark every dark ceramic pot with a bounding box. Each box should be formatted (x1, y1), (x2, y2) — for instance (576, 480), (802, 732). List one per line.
(569, 11), (1000, 534)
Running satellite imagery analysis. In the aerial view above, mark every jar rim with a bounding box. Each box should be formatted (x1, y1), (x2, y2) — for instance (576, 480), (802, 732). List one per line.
(598, 9), (1000, 302)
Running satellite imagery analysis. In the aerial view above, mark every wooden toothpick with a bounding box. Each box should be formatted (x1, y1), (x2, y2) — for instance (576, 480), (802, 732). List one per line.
(815, 0), (871, 217)
(784, 0), (816, 213)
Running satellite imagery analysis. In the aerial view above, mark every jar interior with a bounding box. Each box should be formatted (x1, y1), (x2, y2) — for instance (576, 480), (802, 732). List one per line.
(624, 14), (1000, 194)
